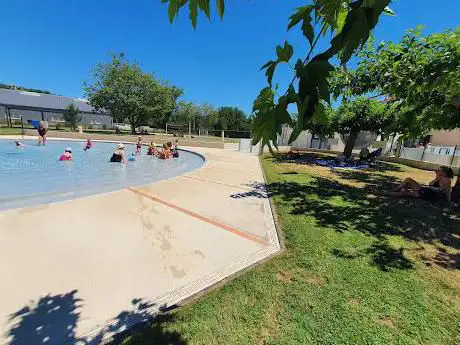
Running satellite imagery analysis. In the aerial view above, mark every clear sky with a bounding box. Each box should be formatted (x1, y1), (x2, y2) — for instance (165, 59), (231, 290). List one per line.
(0, 0), (458, 114)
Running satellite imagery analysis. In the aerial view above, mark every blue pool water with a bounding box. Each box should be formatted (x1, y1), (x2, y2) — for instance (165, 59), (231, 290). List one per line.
(0, 139), (204, 210)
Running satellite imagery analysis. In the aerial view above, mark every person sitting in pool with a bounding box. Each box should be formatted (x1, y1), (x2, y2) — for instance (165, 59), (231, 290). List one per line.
(387, 166), (453, 203)
(147, 142), (157, 155)
(37, 122), (47, 145)
(110, 143), (126, 163)
(83, 139), (92, 151)
(59, 147), (73, 161)
(136, 136), (143, 155)
(158, 143), (171, 159)
(171, 140), (179, 158)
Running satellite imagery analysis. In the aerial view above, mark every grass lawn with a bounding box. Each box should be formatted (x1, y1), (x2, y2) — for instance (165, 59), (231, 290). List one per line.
(0, 127), (23, 135)
(118, 153), (460, 345)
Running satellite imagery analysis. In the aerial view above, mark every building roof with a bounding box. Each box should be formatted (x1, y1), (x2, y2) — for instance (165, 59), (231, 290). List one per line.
(0, 88), (104, 113)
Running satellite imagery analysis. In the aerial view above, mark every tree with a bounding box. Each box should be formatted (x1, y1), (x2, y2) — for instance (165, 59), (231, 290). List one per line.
(0, 83), (51, 94)
(85, 54), (182, 133)
(162, 0), (394, 149)
(332, 28), (460, 139)
(63, 104), (82, 131)
(214, 107), (249, 131)
(332, 97), (388, 157)
(172, 101), (201, 130)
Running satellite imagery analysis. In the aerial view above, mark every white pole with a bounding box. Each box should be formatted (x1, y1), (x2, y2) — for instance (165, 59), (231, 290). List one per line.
(221, 130), (225, 143)
(189, 121), (191, 136)
(165, 122), (168, 134)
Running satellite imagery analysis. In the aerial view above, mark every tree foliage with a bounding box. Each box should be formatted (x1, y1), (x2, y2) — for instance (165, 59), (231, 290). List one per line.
(62, 104), (82, 131)
(214, 107), (249, 131)
(332, 28), (460, 138)
(0, 83), (51, 94)
(168, 102), (250, 132)
(332, 97), (388, 157)
(161, 0), (393, 149)
(85, 54), (182, 133)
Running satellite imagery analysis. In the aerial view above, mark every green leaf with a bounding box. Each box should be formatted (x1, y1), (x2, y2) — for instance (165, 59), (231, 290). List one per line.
(276, 41), (294, 62)
(252, 87), (275, 113)
(315, 0), (345, 32)
(328, 0), (390, 64)
(168, 0), (179, 23)
(198, 0), (211, 18)
(260, 60), (274, 71)
(189, 0), (198, 28)
(311, 102), (328, 125)
(287, 5), (315, 46)
(216, 0), (225, 18)
(383, 6), (396, 16)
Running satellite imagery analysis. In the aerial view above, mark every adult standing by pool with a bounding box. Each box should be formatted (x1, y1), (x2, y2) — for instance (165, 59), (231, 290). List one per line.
(37, 121), (47, 145)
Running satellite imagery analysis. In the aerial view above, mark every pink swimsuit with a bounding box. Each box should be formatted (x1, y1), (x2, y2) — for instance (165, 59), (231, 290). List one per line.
(59, 154), (72, 161)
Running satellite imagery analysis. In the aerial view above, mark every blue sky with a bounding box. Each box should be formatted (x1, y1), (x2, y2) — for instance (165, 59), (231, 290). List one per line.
(0, 0), (458, 114)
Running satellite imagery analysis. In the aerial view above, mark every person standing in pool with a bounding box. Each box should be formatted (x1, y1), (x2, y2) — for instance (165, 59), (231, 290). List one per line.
(59, 147), (73, 161)
(136, 136), (143, 155)
(110, 143), (126, 163)
(37, 121), (47, 145)
(83, 139), (92, 151)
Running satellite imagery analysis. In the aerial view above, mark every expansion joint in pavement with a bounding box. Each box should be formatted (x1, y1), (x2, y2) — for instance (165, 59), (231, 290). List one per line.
(127, 187), (269, 246)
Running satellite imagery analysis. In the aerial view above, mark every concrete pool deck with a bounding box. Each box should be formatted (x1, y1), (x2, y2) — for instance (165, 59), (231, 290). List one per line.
(0, 142), (280, 345)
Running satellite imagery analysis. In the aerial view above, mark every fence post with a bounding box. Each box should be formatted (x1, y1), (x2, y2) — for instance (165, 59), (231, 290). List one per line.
(221, 130), (225, 143)
(420, 145), (427, 162)
(6, 107), (11, 127)
(450, 145), (457, 166)
(165, 123), (168, 134)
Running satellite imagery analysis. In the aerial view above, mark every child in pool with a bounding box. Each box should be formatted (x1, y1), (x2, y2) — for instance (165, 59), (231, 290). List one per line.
(83, 139), (92, 151)
(128, 153), (137, 161)
(136, 136), (142, 155)
(59, 147), (73, 161)
(171, 140), (179, 158)
(147, 142), (156, 155)
(158, 143), (172, 159)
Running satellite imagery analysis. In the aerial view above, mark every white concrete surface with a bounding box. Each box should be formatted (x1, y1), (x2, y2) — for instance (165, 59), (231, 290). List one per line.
(0, 143), (280, 345)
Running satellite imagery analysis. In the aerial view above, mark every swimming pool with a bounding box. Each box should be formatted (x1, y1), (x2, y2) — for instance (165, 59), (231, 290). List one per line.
(0, 139), (205, 210)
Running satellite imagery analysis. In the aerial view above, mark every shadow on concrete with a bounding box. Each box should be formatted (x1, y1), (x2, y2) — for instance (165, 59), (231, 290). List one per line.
(5, 291), (186, 345)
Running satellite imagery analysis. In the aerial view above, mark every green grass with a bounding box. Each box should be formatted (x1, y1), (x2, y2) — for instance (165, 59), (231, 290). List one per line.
(118, 153), (460, 345)
(0, 127), (23, 135)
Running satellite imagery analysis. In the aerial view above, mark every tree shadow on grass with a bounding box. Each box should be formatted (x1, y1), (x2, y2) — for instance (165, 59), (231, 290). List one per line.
(332, 239), (415, 272)
(274, 152), (402, 172)
(5, 291), (186, 345)
(234, 165), (460, 271)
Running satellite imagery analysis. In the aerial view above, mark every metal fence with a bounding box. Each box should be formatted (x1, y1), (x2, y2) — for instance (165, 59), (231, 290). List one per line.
(399, 145), (460, 167)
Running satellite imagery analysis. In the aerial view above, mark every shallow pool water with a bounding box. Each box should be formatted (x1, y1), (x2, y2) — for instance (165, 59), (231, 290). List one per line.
(0, 139), (204, 210)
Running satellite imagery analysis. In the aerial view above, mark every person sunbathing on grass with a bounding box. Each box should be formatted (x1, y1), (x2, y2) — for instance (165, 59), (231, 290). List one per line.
(387, 166), (453, 204)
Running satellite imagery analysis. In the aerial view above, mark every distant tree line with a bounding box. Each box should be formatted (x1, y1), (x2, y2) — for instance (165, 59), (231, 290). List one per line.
(0, 83), (51, 94)
(85, 53), (251, 134)
(168, 102), (251, 133)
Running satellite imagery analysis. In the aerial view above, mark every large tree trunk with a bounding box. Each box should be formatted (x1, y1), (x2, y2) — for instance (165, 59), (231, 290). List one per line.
(343, 130), (359, 158)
